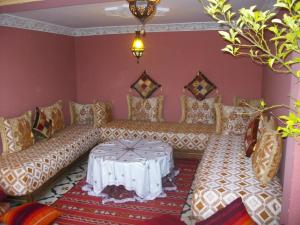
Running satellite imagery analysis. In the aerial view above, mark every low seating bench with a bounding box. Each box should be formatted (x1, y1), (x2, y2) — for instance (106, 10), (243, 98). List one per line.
(192, 134), (282, 224)
(0, 125), (100, 198)
(99, 120), (215, 159)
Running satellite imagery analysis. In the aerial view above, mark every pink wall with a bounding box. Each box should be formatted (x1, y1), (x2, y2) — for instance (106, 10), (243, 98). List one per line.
(262, 60), (300, 225)
(75, 31), (263, 122)
(0, 26), (77, 153)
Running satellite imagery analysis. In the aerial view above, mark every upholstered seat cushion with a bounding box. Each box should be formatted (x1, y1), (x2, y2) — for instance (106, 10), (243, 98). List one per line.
(192, 134), (282, 225)
(0, 125), (100, 196)
(100, 120), (215, 152)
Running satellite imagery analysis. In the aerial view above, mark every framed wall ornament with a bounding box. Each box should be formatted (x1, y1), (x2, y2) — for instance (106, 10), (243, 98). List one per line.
(131, 70), (161, 99)
(184, 71), (217, 100)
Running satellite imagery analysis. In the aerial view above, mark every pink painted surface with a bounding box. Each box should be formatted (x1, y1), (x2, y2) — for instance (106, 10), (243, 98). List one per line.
(0, 0), (113, 13)
(262, 59), (300, 225)
(75, 31), (263, 122)
(280, 62), (300, 225)
(0, 27), (76, 152)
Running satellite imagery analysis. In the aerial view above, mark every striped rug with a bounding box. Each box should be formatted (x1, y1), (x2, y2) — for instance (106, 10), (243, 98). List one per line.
(52, 159), (198, 225)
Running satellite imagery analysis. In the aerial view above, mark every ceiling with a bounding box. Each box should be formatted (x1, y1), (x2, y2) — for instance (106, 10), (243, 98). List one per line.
(0, 0), (272, 28)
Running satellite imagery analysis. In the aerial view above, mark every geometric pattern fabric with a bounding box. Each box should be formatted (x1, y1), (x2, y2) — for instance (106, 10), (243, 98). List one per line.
(0, 125), (100, 196)
(184, 71), (216, 100)
(131, 71), (161, 99)
(192, 134), (282, 225)
(99, 120), (214, 152)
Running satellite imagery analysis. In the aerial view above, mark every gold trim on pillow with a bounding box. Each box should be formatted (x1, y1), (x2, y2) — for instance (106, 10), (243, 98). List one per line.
(214, 103), (222, 134)
(179, 95), (187, 123)
(0, 111), (34, 155)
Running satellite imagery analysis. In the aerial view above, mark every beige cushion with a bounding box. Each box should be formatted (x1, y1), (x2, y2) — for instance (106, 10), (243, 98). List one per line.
(127, 95), (164, 122)
(180, 95), (221, 124)
(93, 101), (113, 128)
(215, 103), (258, 135)
(69, 101), (94, 125)
(40, 100), (65, 134)
(234, 96), (263, 108)
(252, 129), (283, 185)
(0, 111), (34, 155)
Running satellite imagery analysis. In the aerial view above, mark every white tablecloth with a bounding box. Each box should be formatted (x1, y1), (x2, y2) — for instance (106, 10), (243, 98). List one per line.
(83, 139), (174, 202)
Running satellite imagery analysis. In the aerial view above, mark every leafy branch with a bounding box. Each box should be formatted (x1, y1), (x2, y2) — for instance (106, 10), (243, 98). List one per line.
(201, 0), (300, 77)
(200, 0), (300, 138)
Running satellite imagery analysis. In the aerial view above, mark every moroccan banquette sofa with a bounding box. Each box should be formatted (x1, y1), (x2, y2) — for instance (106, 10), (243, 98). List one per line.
(0, 94), (283, 224)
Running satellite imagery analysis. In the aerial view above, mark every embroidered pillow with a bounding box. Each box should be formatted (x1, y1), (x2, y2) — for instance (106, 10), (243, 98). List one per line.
(0, 111), (34, 155)
(180, 95), (220, 125)
(184, 71), (216, 100)
(69, 101), (94, 125)
(196, 197), (256, 225)
(215, 103), (257, 135)
(131, 71), (161, 99)
(32, 108), (52, 140)
(234, 96), (263, 108)
(93, 101), (113, 128)
(252, 129), (283, 185)
(244, 116), (260, 157)
(0, 202), (61, 225)
(127, 95), (164, 122)
(40, 100), (64, 134)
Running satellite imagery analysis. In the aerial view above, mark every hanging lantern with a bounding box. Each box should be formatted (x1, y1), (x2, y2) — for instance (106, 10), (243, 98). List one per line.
(127, 0), (160, 24)
(131, 30), (144, 63)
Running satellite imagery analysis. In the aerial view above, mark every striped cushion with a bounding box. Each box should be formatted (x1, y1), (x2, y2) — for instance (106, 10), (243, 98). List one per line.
(196, 197), (256, 225)
(0, 202), (10, 216)
(0, 202), (61, 225)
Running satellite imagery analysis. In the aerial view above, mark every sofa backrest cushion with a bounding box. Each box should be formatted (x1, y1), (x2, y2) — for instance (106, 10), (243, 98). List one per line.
(252, 129), (283, 185)
(180, 95), (221, 125)
(127, 95), (164, 122)
(0, 111), (34, 155)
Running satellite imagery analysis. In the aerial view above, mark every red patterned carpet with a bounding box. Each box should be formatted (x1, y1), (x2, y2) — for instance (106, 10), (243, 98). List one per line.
(52, 159), (198, 225)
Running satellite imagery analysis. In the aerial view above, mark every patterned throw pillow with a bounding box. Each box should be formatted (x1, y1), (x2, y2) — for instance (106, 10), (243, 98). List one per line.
(0, 111), (34, 155)
(215, 103), (257, 135)
(32, 108), (52, 140)
(252, 129), (283, 185)
(244, 116), (260, 157)
(69, 101), (94, 125)
(234, 96), (263, 108)
(196, 197), (256, 225)
(40, 100), (64, 135)
(0, 202), (10, 217)
(93, 101), (113, 128)
(184, 71), (216, 100)
(131, 71), (161, 99)
(0, 202), (61, 225)
(127, 95), (164, 122)
(180, 95), (220, 125)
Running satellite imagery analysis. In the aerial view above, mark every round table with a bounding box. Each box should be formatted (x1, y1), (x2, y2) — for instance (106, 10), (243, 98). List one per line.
(83, 139), (174, 203)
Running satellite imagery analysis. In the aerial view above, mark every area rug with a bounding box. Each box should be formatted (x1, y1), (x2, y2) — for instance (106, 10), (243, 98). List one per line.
(52, 159), (199, 225)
